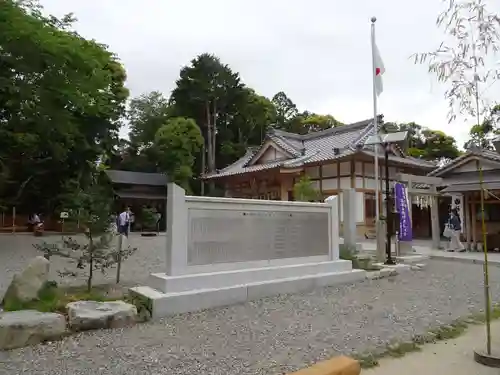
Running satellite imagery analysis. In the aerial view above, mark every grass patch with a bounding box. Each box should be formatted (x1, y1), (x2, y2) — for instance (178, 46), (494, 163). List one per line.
(2, 281), (124, 314)
(353, 304), (500, 369)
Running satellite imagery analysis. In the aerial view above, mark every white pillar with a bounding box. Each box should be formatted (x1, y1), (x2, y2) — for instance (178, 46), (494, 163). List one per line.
(430, 194), (440, 249)
(326, 196), (339, 260)
(465, 194), (472, 250)
(166, 183), (188, 275)
(376, 220), (386, 262)
(342, 189), (357, 249)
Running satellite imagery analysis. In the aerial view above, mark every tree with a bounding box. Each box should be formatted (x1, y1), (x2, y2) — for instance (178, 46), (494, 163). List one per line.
(288, 113), (343, 134)
(154, 117), (204, 190)
(271, 92), (342, 134)
(107, 91), (172, 173)
(413, 0), (500, 124)
(170, 54), (244, 183)
(128, 91), (172, 147)
(385, 122), (460, 161)
(414, 0), (500, 355)
(218, 87), (277, 166)
(140, 206), (157, 233)
(272, 91), (298, 128)
(418, 129), (461, 161)
(0, 1), (129, 214)
(35, 167), (137, 291)
(464, 104), (500, 149)
(293, 176), (320, 202)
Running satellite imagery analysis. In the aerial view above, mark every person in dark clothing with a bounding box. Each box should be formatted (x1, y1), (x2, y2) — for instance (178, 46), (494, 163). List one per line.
(447, 208), (465, 252)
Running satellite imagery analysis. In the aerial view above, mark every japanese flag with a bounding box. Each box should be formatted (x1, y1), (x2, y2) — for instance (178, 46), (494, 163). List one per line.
(374, 42), (385, 96)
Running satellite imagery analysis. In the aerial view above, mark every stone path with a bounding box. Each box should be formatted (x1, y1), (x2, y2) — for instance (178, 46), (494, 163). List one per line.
(1, 260), (500, 375)
(364, 320), (500, 375)
(355, 238), (500, 266)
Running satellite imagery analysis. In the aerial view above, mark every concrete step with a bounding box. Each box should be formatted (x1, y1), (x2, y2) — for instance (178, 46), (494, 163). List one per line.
(130, 269), (367, 318)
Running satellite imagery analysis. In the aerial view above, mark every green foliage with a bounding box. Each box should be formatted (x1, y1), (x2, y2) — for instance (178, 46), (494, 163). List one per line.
(292, 176), (320, 202)
(339, 244), (357, 260)
(385, 122), (460, 162)
(3, 281), (119, 313)
(112, 54), (348, 196)
(154, 117), (203, 189)
(3, 0), (465, 206)
(272, 91), (299, 126)
(129, 91), (172, 147)
(126, 291), (153, 322)
(56, 169), (114, 235)
(140, 206), (157, 232)
(464, 104), (500, 150)
(0, 0), (129, 213)
(339, 244), (379, 270)
(272, 92), (343, 134)
(169, 53), (245, 193)
(34, 170), (137, 291)
(353, 304), (500, 369)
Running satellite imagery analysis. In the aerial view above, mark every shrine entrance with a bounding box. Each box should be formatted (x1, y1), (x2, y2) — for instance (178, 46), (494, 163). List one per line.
(396, 173), (443, 249)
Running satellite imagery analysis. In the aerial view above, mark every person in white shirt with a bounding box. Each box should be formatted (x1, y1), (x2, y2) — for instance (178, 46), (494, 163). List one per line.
(118, 207), (130, 236)
(28, 213), (42, 232)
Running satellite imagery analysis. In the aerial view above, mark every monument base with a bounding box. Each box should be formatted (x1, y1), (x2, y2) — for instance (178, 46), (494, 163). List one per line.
(130, 260), (366, 318)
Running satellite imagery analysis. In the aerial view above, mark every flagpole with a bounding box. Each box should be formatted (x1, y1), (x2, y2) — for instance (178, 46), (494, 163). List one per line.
(371, 17), (381, 223)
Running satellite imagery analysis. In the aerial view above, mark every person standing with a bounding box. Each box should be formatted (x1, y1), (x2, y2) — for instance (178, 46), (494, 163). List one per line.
(118, 207), (130, 237)
(447, 208), (465, 252)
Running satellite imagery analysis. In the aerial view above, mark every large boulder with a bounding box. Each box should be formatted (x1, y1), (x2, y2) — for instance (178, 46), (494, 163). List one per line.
(66, 300), (137, 331)
(0, 310), (66, 350)
(2, 256), (50, 304)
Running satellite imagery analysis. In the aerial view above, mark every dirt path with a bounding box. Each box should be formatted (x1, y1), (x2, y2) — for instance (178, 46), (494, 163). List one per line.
(363, 321), (500, 375)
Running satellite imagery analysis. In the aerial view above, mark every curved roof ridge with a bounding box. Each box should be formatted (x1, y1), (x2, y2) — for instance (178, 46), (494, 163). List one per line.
(268, 133), (303, 156)
(270, 118), (374, 141)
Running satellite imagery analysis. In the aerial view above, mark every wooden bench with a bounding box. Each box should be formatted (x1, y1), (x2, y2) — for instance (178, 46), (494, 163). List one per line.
(288, 356), (360, 375)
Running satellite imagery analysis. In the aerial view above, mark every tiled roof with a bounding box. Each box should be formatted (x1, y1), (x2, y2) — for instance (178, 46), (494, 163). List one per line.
(428, 149), (500, 177)
(105, 170), (168, 186)
(204, 117), (434, 179)
(360, 150), (437, 169)
(442, 170), (500, 184)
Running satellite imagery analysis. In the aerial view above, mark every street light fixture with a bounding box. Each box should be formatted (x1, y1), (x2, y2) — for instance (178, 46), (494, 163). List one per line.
(364, 131), (408, 265)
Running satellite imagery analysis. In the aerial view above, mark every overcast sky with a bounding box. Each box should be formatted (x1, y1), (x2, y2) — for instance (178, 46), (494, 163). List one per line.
(41, 0), (500, 148)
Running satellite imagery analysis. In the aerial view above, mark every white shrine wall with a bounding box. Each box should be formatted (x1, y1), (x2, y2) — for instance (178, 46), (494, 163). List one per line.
(132, 183), (365, 317)
(164, 184), (341, 276)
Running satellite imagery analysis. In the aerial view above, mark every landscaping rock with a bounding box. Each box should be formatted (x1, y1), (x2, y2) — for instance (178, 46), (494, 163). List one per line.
(2, 256), (50, 304)
(0, 310), (66, 350)
(66, 300), (137, 331)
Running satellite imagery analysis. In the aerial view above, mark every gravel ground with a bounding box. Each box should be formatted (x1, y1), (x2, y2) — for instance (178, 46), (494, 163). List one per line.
(0, 233), (166, 298)
(2, 259), (500, 375)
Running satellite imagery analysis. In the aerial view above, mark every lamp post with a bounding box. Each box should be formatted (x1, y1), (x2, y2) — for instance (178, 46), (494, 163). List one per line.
(384, 142), (395, 265)
(364, 131), (408, 265)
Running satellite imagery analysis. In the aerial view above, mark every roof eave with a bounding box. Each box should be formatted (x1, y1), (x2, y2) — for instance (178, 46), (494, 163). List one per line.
(428, 151), (500, 177)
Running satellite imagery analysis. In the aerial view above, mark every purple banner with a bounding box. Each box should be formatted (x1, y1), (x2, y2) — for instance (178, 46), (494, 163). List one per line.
(394, 182), (412, 242)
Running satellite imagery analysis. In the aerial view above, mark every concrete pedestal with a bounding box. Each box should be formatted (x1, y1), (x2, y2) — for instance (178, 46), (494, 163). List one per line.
(399, 241), (414, 255)
(342, 189), (357, 249)
(130, 260), (366, 318)
(376, 220), (386, 263)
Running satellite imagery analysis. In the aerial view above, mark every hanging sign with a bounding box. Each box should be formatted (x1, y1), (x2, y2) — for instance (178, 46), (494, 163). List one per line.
(394, 183), (412, 242)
